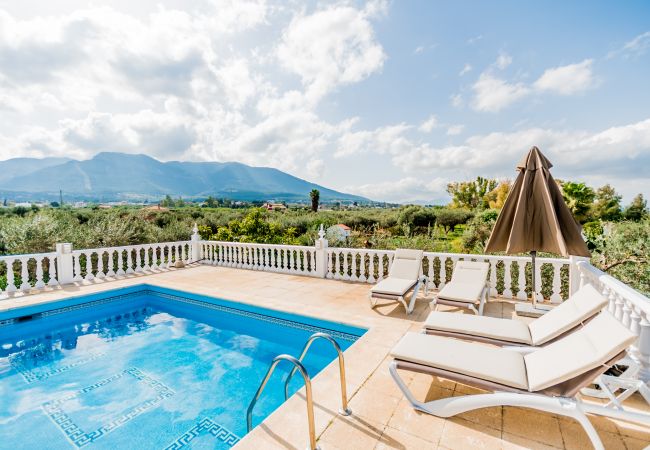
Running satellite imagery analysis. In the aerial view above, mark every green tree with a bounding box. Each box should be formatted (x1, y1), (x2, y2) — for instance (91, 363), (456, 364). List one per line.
(310, 189), (320, 212)
(447, 176), (498, 209)
(436, 208), (474, 234)
(624, 194), (648, 221)
(485, 181), (511, 210)
(462, 209), (499, 252)
(160, 195), (174, 207)
(560, 181), (595, 223)
(397, 206), (437, 229)
(591, 220), (649, 294)
(50, 201), (60, 208)
(204, 196), (218, 208)
(592, 184), (622, 221)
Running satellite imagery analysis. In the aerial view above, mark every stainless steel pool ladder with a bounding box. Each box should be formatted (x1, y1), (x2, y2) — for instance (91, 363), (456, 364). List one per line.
(246, 332), (351, 450)
(284, 332), (351, 416)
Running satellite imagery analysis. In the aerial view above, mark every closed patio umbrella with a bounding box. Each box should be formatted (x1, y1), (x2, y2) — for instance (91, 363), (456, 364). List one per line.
(485, 146), (590, 315)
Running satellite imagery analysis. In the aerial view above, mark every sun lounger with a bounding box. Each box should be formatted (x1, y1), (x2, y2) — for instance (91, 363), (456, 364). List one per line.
(369, 249), (427, 314)
(424, 283), (607, 347)
(389, 312), (648, 450)
(430, 260), (489, 315)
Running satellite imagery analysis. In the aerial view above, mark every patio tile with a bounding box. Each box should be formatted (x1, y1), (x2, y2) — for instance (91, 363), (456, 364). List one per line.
(501, 433), (561, 450)
(559, 420), (626, 450)
(375, 425), (437, 449)
(386, 398), (446, 444)
(439, 417), (502, 450)
(503, 407), (563, 448)
(319, 415), (385, 450)
(348, 387), (401, 424)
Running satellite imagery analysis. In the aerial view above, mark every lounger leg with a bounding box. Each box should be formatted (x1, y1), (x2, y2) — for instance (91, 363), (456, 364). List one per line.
(390, 362), (607, 450)
(405, 280), (422, 314)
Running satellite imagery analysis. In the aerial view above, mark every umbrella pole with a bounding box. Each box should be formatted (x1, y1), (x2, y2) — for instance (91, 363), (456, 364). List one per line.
(531, 250), (537, 308)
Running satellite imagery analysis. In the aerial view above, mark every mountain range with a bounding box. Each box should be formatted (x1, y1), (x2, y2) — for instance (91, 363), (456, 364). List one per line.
(0, 153), (368, 203)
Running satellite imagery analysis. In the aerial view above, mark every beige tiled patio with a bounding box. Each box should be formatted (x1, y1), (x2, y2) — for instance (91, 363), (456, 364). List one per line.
(2, 265), (649, 449)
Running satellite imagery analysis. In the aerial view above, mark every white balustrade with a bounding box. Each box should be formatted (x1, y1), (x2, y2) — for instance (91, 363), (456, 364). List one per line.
(0, 253), (58, 296)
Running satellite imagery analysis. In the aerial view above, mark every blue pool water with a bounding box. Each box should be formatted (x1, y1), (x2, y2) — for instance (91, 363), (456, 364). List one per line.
(0, 285), (365, 449)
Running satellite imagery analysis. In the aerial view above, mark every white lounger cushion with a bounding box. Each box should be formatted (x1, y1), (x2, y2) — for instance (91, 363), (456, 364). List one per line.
(392, 311), (636, 393)
(424, 312), (533, 344)
(424, 284), (608, 346)
(436, 282), (485, 304)
(391, 332), (529, 389)
(388, 249), (424, 280)
(528, 284), (608, 345)
(525, 312), (636, 392)
(371, 278), (417, 296)
(436, 260), (488, 304)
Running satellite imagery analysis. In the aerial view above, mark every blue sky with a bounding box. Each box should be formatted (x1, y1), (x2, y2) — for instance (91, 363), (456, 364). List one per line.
(0, 0), (648, 203)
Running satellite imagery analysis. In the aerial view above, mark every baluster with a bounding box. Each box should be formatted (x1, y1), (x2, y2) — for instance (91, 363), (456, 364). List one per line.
(5, 259), (17, 293)
(613, 291), (625, 321)
(115, 250), (125, 276)
(20, 258), (31, 291)
(331, 252), (339, 279)
(181, 244), (187, 263)
(436, 257), (445, 289)
(48, 256), (58, 286)
(123, 249), (132, 274)
(488, 259), (497, 297)
(503, 260), (513, 299)
(95, 251), (106, 279)
(341, 250), (350, 280)
(516, 261), (527, 300)
(351, 252), (359, 281)
(550, 263), (562, 302)
(368, 253), (376, 283)
(73, 253), (83, 281)
(106, 251), (116, 277)
(133, 247), (143, 273)
(144, 246), (152, 271)
(81, 252), (93, 281)
(34, 257), (45, 289)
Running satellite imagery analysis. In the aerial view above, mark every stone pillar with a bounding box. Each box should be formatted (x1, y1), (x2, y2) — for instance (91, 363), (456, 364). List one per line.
(56, 243), (75, 285)
(568, 255), (590, 296)
(190, 223), (202, 263)
(315, 224), (329, 278)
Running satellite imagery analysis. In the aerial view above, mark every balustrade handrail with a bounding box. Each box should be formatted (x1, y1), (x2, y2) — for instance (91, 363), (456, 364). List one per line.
(576, 260), (650, 316)
(70, 240), (192, 254)
(200, 240), (314, 251)
(0, 251), (57, 260)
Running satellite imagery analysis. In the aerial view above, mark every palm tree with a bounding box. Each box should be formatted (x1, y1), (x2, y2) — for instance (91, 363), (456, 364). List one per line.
(310, 189), (320, 212)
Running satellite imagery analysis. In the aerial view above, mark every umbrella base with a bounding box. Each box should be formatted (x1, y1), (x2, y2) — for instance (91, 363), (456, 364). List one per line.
(515, 302), (553, 318)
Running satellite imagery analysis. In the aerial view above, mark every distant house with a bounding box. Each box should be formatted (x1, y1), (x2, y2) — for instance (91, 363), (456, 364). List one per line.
(327, 223), (351, 243)
(98, 204), (112, 209)
(263, 202), (287, 211)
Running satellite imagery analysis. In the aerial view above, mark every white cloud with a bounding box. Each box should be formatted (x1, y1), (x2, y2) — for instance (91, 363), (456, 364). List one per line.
(471, 73), (531, 112)
(495, 52), (512, 70)
(533, 59), (596, 95)
(414, 45), (425, 54)
(459, 63), (472, 76)
(446, 124), (464, 136)
(467, 34), (483, 45)
(450, 93), (463, 108)
(277, 4), (386, 101)
(418, 115), (438, 132)
(471, 58), (597, 112)
(608, 31), (650, 58)
(346, 177), (448, 204)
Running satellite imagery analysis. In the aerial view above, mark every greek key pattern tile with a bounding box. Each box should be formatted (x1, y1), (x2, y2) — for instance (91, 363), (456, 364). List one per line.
(164, 418), (241, 449)
(10, 351), (106, 384)
(42, 367), (174, 447)
(152, 291), (360, 342)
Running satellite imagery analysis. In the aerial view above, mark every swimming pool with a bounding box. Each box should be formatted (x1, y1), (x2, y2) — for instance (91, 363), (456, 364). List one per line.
(0, 285), (365, 449)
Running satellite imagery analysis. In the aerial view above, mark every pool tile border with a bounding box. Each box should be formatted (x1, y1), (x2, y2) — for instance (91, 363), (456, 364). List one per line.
(42, 367), (174, 448)
(164, 417), (241, 449)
